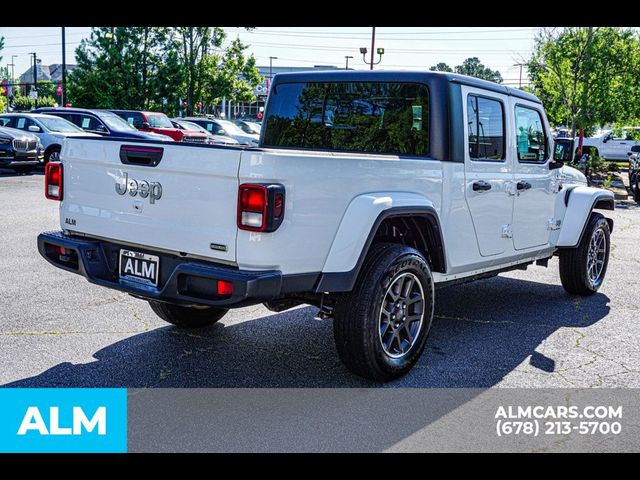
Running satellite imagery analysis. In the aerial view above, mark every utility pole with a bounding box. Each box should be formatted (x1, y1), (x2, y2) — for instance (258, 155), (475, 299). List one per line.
(369, 27), (376, 70)
(61, 27), (66, 107)
(30, 52), (38, 108)
(344, 55), (353, 70)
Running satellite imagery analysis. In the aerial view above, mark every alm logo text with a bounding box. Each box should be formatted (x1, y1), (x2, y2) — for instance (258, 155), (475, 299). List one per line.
(17, 406), (107, 436)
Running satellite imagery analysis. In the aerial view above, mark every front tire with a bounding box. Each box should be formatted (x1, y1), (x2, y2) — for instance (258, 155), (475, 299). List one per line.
(559, 213), (611, 295)
(148, 300), (228, 328)
(45, 147), (61, 164)
(632, 171), (640, 202)
(333, 243), (434, 382)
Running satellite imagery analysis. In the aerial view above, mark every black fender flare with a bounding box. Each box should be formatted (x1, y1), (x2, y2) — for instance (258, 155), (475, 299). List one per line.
(315, 206), (446, 293)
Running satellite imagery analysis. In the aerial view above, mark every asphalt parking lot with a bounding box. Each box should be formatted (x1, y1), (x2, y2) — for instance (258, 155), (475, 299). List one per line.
(1, 168), (639, 388)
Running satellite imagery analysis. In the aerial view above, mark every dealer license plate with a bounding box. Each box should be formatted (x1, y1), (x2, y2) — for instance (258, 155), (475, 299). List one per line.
(119, 249), (159, 287)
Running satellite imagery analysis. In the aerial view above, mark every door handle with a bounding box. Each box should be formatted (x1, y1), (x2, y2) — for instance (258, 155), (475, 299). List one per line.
(517, 181), (532, 191)
(472, 181), (492, 192)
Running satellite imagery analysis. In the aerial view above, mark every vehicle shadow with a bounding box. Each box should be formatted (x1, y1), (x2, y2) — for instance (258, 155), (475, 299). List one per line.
(0, 167), (44, 177)
(4, 275), (610, 389)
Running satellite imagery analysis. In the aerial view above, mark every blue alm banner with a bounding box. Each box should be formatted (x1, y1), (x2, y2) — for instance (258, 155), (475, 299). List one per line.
(0, 389), (127, 453)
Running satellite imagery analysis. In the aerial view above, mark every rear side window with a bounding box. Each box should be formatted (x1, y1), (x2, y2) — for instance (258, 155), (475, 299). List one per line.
(263, 81), (430, 156)
(515, 106), (547, 163)
(467, 95), (504, 161)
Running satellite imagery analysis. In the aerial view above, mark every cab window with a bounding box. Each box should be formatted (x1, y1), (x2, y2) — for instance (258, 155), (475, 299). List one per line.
(467, 95), (505, 161)
(515, 106), (548, 163)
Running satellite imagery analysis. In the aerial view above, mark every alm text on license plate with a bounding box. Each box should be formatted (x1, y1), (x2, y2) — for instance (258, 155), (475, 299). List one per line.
(119, 249), (159, 287)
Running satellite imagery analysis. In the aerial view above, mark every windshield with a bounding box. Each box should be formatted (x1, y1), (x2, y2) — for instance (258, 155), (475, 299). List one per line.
(147, 114), (174, 128)
(246, 122), (261, 134)
(38, 116), (84, 133)
(218, 120), (248, 136)
(97, 112), (137, 131)
(178, 121), (208, 133)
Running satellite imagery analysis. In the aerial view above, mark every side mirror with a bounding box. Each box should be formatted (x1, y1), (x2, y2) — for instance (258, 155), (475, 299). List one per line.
(602, 134), (610, 143)
(141, 122), (151, 130)
(94, 124), (107, 133)
(217, 129), (226, 135)
(552, 140), (568, 167)
(28, 125), (41, 132)
(549, 160), (564, 170)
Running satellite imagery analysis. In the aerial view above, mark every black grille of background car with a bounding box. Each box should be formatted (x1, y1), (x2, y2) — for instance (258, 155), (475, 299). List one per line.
(182, 136), (206, 144)
(12, 139), (38, 151)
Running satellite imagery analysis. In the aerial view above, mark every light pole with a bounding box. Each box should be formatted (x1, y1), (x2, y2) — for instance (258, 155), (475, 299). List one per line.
(269, 56), (278, 84)
(11, 55), (17, 83)
(513, 63), (526, 89)
(359, 47), (384, 69)
(61, 27), (66, 107)
(344, 55), (353, 70)
(30, 52), (38, 109)
(360, 27), (384, 70)
(369, 26), (376, 70)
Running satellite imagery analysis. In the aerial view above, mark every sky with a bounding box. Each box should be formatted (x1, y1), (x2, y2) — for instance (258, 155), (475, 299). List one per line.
(0, 26), (540, 86)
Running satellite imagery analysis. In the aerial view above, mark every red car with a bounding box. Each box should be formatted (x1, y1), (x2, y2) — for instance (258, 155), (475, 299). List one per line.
(110, 110), (208, 143)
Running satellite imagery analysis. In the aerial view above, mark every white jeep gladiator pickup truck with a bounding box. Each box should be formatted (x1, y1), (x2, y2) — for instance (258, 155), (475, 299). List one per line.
(38, 71), (614, 381)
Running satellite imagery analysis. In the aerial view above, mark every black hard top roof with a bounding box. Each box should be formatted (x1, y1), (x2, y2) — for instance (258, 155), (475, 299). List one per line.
(271, 70), (541, 104)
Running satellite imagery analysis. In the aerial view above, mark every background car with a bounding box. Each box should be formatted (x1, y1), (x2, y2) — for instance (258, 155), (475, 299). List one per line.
(0, 126), (44, 173)
(31, 108), (174, 141)
(233, 119), (261, 135)
(176, 117), (259, 146)
(170, 119), (240, 146)
(578, 127), (640, 160)
(628, 145), (640, 201)
(0, 113), (99, 164)
(111, 110), (207, 143)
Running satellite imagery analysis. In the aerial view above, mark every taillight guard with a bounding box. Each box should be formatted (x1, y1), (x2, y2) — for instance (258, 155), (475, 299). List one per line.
(238, 183), (286, 232)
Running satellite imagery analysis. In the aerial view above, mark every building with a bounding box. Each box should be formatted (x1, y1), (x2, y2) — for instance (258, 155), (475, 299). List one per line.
(18, 60), (78, 95)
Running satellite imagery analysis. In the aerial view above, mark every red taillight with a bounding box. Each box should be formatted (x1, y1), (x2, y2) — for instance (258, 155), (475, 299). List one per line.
(45, 162), (63, 200)
(241, 187), (266, 212)
(217, 280), (234, 296)
(238, 184), (268, 232)
(237, 184), (286, 233)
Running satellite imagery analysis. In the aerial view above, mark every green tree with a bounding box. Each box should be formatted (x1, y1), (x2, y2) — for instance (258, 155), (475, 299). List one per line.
(173, 27), (262, 116)
(527, 27), (640, 150)
(429, 62), (453, 73)
(13, 96), (34, 111)
(454, 57), (503, 83)
(36, 81), (57, 99)
(68, 27), (183, 111)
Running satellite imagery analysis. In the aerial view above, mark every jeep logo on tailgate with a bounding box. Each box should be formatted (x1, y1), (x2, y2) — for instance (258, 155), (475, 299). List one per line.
(115, 172), (162, 204)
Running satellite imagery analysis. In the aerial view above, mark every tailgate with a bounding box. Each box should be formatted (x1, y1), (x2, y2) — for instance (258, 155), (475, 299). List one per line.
(61, 138), (241, 263)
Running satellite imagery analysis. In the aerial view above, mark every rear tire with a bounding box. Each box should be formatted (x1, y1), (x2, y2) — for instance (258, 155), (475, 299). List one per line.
(333, 243), (434, 382)
(559, 213), (610, 295)
(148, 300), (228, 328)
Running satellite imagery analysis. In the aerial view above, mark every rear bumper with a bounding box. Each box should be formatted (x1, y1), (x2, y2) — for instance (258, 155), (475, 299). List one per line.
(37, 231), (283, 308)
